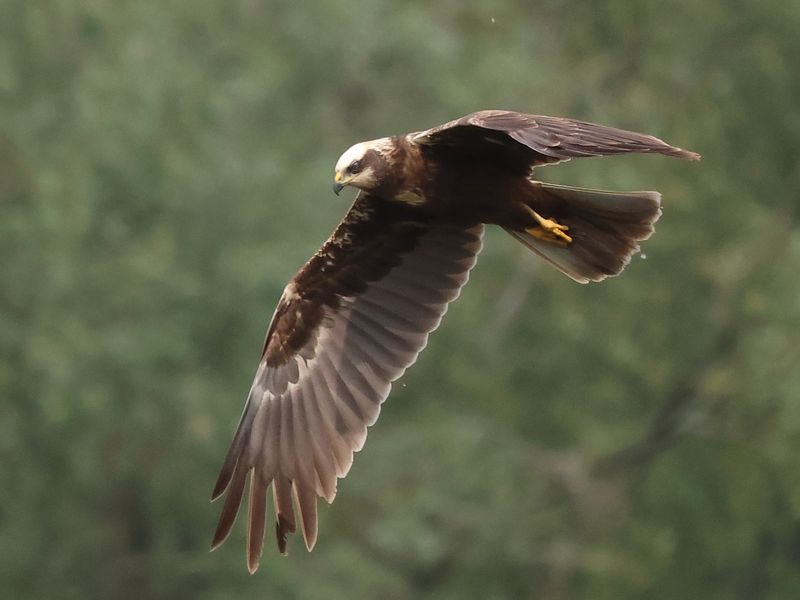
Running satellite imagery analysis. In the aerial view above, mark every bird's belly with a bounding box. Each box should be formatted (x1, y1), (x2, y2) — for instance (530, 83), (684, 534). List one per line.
(427, 174), (530, 226)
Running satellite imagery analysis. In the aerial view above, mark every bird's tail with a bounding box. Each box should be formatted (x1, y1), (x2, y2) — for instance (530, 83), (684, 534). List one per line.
(505, 182), (662, 283)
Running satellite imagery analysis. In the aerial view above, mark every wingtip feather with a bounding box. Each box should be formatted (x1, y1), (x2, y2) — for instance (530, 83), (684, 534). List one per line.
(210, 476), (228, 502)
(667, 146), (701, 161)
(275, 514), (295, 555)
(210, 460), (249, 551)
(685, 150), (702, 161)
(246, 470), (268, 575)
(294, 483), (319, 552)
(273, 477), (297, 554)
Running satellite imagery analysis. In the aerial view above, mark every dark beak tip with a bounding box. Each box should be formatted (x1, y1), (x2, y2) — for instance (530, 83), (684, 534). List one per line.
(332, 182), (344, 195)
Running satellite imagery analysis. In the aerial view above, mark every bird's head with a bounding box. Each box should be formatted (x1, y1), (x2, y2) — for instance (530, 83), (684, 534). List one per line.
(333, 138), (393, 195)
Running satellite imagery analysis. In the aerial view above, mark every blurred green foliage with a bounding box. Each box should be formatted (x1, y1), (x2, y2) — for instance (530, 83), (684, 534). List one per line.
(2, 1), (799, 598)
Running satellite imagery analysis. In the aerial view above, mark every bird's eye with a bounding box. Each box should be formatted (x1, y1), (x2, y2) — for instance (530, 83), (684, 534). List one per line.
(348, 160), (362, 174)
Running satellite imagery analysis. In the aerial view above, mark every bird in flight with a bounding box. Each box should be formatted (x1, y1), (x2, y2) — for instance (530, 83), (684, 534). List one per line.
(210, 110), (699, 572)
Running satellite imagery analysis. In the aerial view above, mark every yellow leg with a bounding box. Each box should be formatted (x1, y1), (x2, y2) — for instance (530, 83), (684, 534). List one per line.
(523, 207), (573, 244)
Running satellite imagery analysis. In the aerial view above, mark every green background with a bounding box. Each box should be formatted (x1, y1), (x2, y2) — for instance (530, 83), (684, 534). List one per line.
(2, 1), (799, 598)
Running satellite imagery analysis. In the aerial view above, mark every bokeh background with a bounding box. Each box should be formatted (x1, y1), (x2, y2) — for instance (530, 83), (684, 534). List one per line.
(2, 1), (799, 598)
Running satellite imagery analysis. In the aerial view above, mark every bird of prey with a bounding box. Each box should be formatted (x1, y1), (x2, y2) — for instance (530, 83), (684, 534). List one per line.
(210, 110), (699, 572)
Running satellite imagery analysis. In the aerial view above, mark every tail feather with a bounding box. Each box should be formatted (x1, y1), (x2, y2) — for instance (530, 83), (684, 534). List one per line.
(506, 182), (662, 283)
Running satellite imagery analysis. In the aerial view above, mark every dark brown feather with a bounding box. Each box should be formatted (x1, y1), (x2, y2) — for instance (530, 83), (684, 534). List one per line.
(272, 476), (296, 555)
(413, 109), (700, 172)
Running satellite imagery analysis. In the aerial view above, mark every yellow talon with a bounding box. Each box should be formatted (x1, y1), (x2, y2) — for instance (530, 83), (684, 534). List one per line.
(525, 210), (573, 244)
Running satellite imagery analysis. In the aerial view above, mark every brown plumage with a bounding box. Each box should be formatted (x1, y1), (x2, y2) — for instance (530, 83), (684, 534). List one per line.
(211, 110), (700, 572)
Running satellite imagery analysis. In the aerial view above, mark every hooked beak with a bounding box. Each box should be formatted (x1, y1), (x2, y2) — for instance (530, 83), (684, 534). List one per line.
(333, 171), (346, 195)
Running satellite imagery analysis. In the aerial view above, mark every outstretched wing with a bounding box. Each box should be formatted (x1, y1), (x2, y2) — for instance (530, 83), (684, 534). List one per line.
(412, 110), (700, 173)
(211, 193), (484, 573)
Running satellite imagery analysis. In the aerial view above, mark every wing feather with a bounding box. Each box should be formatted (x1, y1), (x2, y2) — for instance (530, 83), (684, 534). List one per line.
(413, 109), (700, 171)
(246, 468), (268, 574)
(211, 193), (483, 571)
(326, 319), (396, 383)
(278, 396), (296, 481)
(307, 362), (356, 477)
(290, 386), (318, 494)
(353, 294), (428, 332)
(293, 482), (319, 551)
(211, 457), (248, 551)
(299, 378), (338, 501)
(272, 476), (296, 555)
